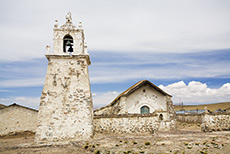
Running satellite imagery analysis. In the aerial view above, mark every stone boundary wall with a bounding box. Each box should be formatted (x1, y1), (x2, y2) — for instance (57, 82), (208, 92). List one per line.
(94, 113), (175, 134)
(201, 112), (230, 132)
(176, 113), (202, 124)
(0, 105), (38, 136)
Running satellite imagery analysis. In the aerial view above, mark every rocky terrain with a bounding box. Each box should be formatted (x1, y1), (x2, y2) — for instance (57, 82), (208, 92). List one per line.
(0, 123), (230, 154)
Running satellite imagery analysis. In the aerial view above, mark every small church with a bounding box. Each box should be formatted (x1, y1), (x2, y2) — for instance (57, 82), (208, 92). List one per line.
(0, 13), (176, 144)
(94, 80), (175, 120)
(35, 12), (176, 144)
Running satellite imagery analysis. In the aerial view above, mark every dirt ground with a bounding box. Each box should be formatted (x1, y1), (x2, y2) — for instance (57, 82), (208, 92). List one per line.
(0, 123), (230, 154)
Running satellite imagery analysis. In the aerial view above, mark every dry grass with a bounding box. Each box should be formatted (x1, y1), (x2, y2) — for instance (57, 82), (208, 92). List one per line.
(174, 102), (230, 111)
(1, 130), (230, 154)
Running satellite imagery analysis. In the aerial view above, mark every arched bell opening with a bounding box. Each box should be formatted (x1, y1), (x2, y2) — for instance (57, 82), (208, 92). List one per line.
(63, 35), (74, 53)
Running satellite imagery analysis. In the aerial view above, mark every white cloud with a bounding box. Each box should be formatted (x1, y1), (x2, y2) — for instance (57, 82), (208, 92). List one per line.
(159, 81), (230, 105)
(1, 82), (229, 110)
(85, 81), (230, 110)
(0, 89), (14, 92)
(89, 62), (230, 84)
(92, 91), (119, 109)
(0, 91), (119, 111)
(0, 0), (230, 61)
(0, 97), (40, 110)
(0, 78), (44, 88)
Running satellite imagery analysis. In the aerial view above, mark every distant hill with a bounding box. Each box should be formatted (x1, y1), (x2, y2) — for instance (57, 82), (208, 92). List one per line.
(0, 104), (6, 109)
(173, 102), (230, 112)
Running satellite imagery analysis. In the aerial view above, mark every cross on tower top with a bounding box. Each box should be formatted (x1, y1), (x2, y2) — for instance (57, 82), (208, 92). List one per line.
(66, 12), (72, 22)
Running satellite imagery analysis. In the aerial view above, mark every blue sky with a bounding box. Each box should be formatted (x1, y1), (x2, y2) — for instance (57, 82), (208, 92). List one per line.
(0, 0), (230, 110)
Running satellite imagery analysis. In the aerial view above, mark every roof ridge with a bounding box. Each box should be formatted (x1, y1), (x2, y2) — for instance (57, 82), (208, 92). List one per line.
(94, 80), (171, 112)
(0, 103), (38, 112)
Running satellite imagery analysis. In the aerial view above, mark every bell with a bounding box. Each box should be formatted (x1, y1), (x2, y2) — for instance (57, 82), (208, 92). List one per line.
(68, 45), (73, 52)
(66, 40), (72, 46)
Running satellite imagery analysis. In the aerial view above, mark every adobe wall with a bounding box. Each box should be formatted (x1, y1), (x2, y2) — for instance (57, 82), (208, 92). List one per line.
(176, 113), (202, 124)
(0, 106), (38, 136)
(94, 114), (176, 134)
(201, 113), (230, 132)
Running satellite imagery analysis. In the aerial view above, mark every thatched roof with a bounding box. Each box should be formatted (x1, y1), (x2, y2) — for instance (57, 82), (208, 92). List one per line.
(94, 80), (171, 112)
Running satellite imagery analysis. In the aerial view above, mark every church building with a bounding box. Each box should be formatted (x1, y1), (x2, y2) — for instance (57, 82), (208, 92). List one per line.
(95, 80), (175, 117)
(34, 13), (176, 144)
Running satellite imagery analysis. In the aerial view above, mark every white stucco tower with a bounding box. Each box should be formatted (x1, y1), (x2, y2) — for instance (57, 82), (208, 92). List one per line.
(35, 12), (94, 144)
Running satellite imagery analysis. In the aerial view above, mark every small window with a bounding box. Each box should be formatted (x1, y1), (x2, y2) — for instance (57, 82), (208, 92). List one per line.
(143, 89), (145, 93)
(140, 106), (150, 114)
(159, 114), (163, 121)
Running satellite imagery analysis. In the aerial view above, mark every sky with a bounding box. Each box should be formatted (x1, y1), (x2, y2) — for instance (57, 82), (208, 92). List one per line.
(0, 0), (230, 110)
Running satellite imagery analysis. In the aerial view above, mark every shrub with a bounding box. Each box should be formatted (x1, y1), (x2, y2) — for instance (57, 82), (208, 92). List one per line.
(95, 150), (100, 154)
(145, 142), (150, 145)
(84, 145), (89, 149)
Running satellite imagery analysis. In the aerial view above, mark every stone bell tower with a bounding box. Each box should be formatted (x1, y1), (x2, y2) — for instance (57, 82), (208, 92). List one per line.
(35, 12), (94, 144)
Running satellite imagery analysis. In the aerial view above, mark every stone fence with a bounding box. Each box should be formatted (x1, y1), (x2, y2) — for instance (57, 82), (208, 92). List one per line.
(201, 112), (230, 132)
(94, 113), (176, 134)
(176, 113), (202, 124)
(176, 112), (230, 132)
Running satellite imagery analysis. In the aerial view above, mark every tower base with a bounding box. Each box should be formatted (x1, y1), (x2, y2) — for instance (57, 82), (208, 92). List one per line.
(35, 55), (94, 144)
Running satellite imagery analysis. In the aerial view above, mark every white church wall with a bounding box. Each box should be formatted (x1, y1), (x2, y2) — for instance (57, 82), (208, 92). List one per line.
(125, 85), (167, 114)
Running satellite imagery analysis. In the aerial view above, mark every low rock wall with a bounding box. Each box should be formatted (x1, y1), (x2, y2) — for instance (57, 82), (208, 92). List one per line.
(201, 113), (230, 132)
(176, 113), (202, 124)
(94, 114), (175, 134)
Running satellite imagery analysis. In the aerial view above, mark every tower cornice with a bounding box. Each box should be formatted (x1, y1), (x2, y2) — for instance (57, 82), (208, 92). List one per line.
(45, 54), (91, 65)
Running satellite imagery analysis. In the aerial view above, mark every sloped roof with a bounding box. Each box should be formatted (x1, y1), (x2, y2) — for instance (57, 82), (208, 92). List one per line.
(0, 103), (38, 112)
(94, 80), (171, 112)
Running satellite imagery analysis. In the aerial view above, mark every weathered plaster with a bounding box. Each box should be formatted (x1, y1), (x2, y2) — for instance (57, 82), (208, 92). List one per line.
(35, 55), (94, 144)
(0, 105), (38, 136)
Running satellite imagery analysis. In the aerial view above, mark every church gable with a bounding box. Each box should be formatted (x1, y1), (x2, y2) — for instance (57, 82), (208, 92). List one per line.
(126, 83), (168, 114)
(94, 80), (172, 115)
(122, 80), (171, 97)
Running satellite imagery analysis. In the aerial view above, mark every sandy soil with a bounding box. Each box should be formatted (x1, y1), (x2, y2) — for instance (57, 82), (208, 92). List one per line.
(0, 124), (230, 154)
